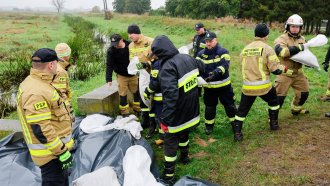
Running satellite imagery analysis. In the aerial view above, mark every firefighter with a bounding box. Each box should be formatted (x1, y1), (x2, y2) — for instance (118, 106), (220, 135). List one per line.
(274, 14), (309, 115)
(196, 32), (237, 135)
(320, 46), (330, 102)
(106, 34), (140, 117)
(17, 48), (74, 185)
(144, 57), (164, 143)
(232, 23), (291, 141)
(127, 24), (155, 129)
(54, 43), (74, 122)
(151, 35), (204, 184)
(193, 22), (208, 58)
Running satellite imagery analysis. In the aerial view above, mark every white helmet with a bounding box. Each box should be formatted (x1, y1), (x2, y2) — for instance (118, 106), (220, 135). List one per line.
(285, 14), (303, 30)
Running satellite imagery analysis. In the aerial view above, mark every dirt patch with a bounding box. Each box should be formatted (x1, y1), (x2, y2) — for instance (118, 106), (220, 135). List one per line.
(191, 151), (209, 159)
(0, 28), (26, 34)
(238, 119), (330, 185)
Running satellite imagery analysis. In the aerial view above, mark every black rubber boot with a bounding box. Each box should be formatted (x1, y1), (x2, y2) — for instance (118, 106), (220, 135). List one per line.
(325, 112), (330, 118)
(160, 162), (176, 186)
(140, 111), (150, 129)
(269, 109), (279, 130)
(205, 124), (214, 135)
(231, 121), (243, 142)
(146, 117), (156, 139)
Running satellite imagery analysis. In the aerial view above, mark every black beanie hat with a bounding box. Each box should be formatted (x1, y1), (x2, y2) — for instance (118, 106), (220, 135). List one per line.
(255, 23), (269, 38)
(127, 24), (141, 34)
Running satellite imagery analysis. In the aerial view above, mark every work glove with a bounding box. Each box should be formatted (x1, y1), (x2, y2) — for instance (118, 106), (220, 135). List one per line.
(322, 62), (329, 72)
(160, 123), (169, 133)
(298, 44), (305, 51)
(205, 67), (224, 82)
(136, 62), (151, 70)
(144, 87), (151, 100)
(58, 150), (73, 170)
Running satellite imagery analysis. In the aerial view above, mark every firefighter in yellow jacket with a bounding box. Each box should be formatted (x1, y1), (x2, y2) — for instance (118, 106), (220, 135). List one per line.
(17, 48), (74, 186)
(274, 14), (309, 115)
(54, 43), (74, 121)
(232, 24), (290, 141)
(127, 24), (155, 129)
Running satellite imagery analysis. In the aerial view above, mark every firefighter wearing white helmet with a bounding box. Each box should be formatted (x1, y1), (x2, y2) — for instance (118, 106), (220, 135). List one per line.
(274, 14), (309, 115)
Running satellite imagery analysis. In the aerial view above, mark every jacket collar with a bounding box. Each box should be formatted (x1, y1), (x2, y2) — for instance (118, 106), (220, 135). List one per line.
(30, 68), (54, 84)
(254, 37), (267, 42)
(135, 34), (145, 44)
(59, 60), (71, 70)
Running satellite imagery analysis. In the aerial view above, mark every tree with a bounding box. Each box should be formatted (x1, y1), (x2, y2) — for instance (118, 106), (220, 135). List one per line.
(91, 6), (101, 13)
(113, 0), (125, 13)
(51, 0), (65, 13)
(125, 0), (151, 15)
(103, 0), (112, 20)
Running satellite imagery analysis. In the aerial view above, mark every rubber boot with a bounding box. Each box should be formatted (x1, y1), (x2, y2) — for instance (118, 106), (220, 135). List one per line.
(268, 109), (279, 130)
(159, 161), (176, 186)
(140, 111), (150, 129)
(325, 112), (330, 118)
(146, 116), (156, 139)
(205, 124), (214, 135)
(231, 121), (243, 142)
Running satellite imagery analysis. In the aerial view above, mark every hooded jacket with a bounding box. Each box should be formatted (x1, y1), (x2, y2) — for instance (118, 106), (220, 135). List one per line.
(152, 35), (204, 133)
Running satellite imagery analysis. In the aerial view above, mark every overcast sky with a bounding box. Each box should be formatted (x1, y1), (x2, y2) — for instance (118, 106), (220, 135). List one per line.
(0, 0), (166, 10)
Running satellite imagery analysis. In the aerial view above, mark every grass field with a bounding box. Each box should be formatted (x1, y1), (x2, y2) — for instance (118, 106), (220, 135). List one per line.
(1, 12), (329, 185)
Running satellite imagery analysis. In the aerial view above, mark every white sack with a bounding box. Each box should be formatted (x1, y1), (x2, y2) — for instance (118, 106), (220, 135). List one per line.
(73, 166), (120, 186)
(290, 34), (328, 69)
(127, 56), (140, 75)
(197, 76), (207, 86)
(139, 69), (151, 108)
(178, 46), (189, 54)
(79, 114), (112, 133)
(123, 145), (163, 186)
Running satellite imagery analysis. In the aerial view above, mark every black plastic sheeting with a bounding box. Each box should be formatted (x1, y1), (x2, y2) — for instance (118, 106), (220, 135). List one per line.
(0, 118), (160, 186)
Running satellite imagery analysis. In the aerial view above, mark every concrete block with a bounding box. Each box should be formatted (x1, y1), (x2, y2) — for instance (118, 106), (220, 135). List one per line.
(77, 80), (133, 116)
(0, 119), (22, 132)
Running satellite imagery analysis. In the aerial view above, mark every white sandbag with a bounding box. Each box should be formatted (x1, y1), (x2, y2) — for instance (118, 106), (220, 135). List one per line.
(73, 166), (120, 186)
(290, 34), (328, 69)
(79, 114), (112, 133)
(127, 56), (140, 75)
(123, 145), (163, 186)
(304, 34), (328, 48)
(197, 76), (207, 86)
(139, 69), (151, 108)
(178, 46), (189, 54)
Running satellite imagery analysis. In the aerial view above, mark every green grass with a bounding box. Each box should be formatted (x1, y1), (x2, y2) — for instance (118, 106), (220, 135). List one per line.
(1, 12), (329, 185)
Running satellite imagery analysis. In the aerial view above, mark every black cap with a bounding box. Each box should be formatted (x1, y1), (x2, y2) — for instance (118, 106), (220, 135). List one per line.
(205, 32), (217, 40)
(127, 24), (141, 34)
(32, 48), (59, 63)
(255, 23), (269, 38)
(110, 34), (122, 47)
(194, 23), (204, 30)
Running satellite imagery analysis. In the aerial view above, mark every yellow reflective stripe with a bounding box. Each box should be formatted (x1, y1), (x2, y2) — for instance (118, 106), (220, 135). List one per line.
(217, 66), (225, 74)
(200, 43), (206, 48)
(119, 104), (129, 109)
(65, 138), (74, 150)
(44, 137), (62, 150)
(29, 149), (53, 156)
(178, 69), (199, 88)
(179, 140), (189, 147)
(221, 54), (231, 61)
(52, 90), (59, 101)
(133, 102), (140, 105)
(153, 96), (163, 101)
(165, 155), (177, 162)
(26, 112), (51, 123)
(269, 105), (280, 110)
(242, 82), (272, 90)
(269, 54), (279, 62)
(199, 58), (221, 64)
(151, 70), (159, 78)
(129, 47), (148, 53)
(53, 83), (66, 89)
(17, 88), (33, 144)
(204, 80), (231, 88)
(168, 116), (200, 133)
(147, 86), (154, 93)
(235, 115), (245, 121)
(258, 58), (266, 81)
(166, 173), (174, 177)
(205, 119), (215, 124)
(158, 128), (164, 134)
(298, 45), (303, 51)
(326, 89), (330, 96)
(242, 58), (246, 80)
(149, 113), (155, 117)
(291, 102), (302, 111)
(279, 48), (286, 57)
(141, 108), (150, 112)
(229, 117), (235, 122)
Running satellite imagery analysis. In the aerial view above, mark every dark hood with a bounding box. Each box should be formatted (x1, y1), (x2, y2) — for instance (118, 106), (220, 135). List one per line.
(151, 35), (179, 60)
